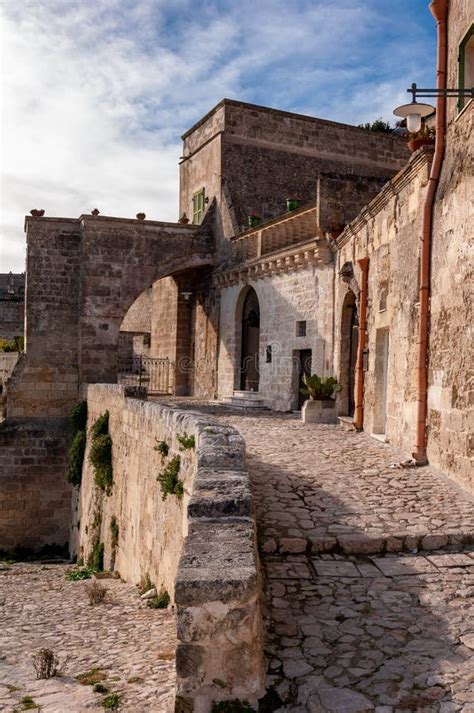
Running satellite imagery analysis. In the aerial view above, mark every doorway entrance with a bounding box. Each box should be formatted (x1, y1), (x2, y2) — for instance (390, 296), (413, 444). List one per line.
(240, 287), (260, 391)
(295, 349), (312, 409)
(373, 329), (389, 434)
(339, 291), (358, 416)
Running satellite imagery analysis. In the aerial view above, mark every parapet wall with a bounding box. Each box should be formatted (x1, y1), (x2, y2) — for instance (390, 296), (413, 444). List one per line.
(76, 385), (265, 711)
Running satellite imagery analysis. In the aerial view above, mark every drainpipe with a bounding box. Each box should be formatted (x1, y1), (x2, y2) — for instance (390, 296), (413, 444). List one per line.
(413, 0), (448, 463)
(353, 257), (369, 430)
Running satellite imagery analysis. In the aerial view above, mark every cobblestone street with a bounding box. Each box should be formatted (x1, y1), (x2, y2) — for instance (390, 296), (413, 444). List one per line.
(169, 402), (474, 712)
(219, 409), (474, 712)
(0, 564), (175, 712)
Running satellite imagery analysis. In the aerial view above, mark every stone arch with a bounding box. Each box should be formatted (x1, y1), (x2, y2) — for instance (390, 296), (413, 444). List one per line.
(234, 284), (261, 391)
(7, 215), (213, 418)
(338, 289), (358, 416)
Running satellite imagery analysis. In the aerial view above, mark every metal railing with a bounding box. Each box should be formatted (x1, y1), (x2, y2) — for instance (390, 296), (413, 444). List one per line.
(118, 356), (174, 395)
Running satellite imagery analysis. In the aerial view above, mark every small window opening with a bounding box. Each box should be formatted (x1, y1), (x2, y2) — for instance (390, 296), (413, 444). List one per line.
(266, 345), (272, 363)
(296, 320), (307, 337)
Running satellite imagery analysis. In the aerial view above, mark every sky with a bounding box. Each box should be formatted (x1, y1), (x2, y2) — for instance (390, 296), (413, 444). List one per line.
(0, 0), (437, 272)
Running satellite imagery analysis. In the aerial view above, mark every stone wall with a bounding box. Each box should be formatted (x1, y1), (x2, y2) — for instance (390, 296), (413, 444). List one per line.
(334, 150), (432, 455)
(218, 262), (334, 410)
(428, 0), (473, 491)
(75, 385), (265, 711)
(0, 419), (71, 553)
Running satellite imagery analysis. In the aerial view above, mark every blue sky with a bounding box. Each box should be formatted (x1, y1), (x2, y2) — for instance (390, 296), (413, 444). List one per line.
(1, 0), (436, 271)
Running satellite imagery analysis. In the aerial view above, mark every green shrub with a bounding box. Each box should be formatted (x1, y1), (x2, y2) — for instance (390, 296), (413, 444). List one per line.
(177, 433), (195, 450)
(67, 429), (86, 487)
(147, 590), (170, 609)
(66, 566), (93, 581)
(101, 693), (121, 709)
(110, 516), (119, 548)
(70, 400), (88, 432)
(300, 374), (341, 400)
(157, 455), (183, 500)
(89, 434), (113, 493)
(154, 440), (169, 458)
(0, 336), (24, 353)
(20, 696), (39, 710)
(90, 411), (109, 438)
(87, 541), (104, 572)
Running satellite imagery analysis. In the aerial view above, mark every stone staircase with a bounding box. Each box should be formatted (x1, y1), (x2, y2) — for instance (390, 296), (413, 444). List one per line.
(221, 390), (267, 410)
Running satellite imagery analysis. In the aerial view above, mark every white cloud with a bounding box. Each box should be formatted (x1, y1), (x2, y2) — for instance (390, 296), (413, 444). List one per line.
(0, 0), (435, 271)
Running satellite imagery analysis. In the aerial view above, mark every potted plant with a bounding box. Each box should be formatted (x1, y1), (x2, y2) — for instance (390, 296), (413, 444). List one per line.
(287, 197), (300, 212)
(248, 214), (261, 228)
(300, 374), (341, 424)
(407, 125), (435, 153)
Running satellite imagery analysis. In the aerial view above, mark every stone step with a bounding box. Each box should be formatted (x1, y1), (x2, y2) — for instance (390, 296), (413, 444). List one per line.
(231, 390), (263, 401)
(221, 397), (267, 409)
(260, 531), (474, 556)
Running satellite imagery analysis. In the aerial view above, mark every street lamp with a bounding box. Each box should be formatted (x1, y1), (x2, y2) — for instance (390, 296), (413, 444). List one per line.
(394, 82), (474, 131)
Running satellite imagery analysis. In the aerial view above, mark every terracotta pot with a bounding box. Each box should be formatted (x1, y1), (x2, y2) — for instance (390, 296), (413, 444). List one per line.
(407, 137), (435, 153)
(302, 398), (336, 424)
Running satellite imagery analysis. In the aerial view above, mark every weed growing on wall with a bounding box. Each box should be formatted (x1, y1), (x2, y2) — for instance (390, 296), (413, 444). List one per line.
(67, 430), (87, 487)
(70, 400), (88, 432)
(67, 400), (88, 487)
(89, 412), (113, 494)
(154, 440), (169, 458)
(20, 695), (39, 710)
(147, 590), (170, 609)
(90, 411), (109, 438)
(110, 516), (119, 549)
(177, 433), (195, 450)
(87, 541), (104, 572)
(157, 455), (183, 500)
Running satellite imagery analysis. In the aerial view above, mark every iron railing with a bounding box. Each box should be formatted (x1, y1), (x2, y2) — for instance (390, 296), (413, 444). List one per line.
(118, 356), (174, 395)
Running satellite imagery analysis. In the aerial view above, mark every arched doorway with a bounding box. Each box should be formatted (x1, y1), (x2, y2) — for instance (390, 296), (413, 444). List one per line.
(240, 287), (260, 391)
(339, 291), (358, 416)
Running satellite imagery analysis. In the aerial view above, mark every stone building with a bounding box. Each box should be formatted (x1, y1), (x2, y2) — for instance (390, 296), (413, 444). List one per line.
(2, 0), (472, 538)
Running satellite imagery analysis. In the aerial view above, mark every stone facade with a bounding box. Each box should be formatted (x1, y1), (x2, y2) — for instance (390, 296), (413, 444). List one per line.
(75, 385), (265, 711)
(427, 0), (473, 491)
(0, 419), (71, 553)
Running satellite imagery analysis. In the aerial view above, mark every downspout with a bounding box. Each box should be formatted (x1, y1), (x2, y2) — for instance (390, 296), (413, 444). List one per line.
(413, 0), (448, 463)
(353, 257), (369, 430)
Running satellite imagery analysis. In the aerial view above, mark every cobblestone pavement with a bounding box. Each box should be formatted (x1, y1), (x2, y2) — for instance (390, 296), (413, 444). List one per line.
(0, 564), (175, 712)
(161, 401), (474, 712)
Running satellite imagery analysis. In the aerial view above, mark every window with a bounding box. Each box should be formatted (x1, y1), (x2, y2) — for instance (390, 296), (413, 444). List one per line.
(458, 24), (474, 112)
(296, 320), (307, 337)
(266, 345), (272, 363)
(192, 188), (205, 224)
